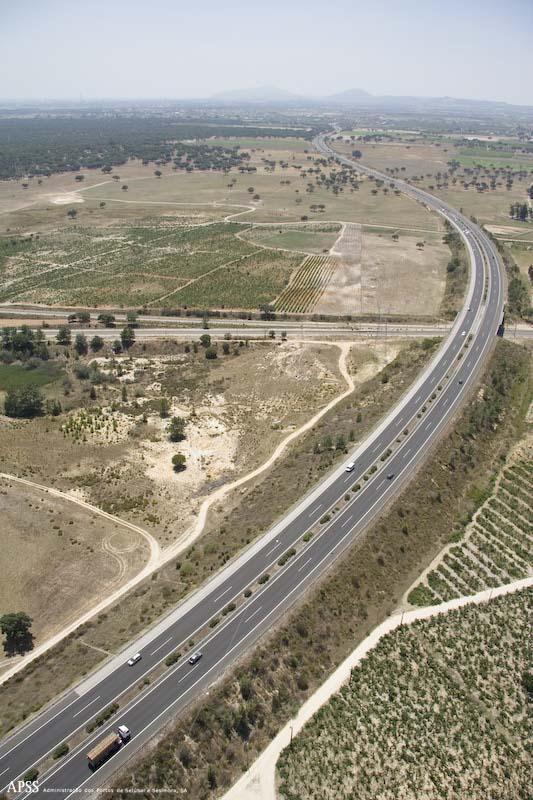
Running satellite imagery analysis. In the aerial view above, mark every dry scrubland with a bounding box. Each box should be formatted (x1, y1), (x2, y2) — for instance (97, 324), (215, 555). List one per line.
(277, 589), (531, 800)
(0, 340), (344, 551)
(103, 340), (529, 800)
(0, 477), (148, 647)
(0, 337), (353, 663)
(0, 136), (449, 315)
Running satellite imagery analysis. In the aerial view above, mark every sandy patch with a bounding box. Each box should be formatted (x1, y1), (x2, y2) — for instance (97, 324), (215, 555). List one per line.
(50, 193), (85, 205)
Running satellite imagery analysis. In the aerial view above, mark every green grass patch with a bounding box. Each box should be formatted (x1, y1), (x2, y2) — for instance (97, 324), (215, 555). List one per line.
(0, 362), (61, 391)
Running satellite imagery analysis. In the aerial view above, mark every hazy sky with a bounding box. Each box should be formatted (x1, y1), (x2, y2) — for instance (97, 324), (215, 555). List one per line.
(1, 0), (531, 104)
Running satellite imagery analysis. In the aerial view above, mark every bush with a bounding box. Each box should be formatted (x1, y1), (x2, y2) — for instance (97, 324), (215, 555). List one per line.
(172, 453), (186, 472)
(205, 346), (218, 360)
(165, 651), (181, 666)
(53, 742), (69, 759)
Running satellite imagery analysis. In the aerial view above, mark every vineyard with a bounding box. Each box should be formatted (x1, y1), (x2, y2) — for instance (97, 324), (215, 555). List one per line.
(275, 255), (338, 313)
(408, 448), (533, 607)
(277, 588), (531, 800)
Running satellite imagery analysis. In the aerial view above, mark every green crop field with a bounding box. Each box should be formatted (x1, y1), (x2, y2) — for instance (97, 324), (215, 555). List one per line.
(241, 223), (341, 254)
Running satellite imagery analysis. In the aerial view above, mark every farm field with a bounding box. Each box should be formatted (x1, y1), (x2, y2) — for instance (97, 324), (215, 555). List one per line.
(0, 475), (149, 649)
(275, 255), (338, 312)
(0, 221), (302, 308)
(407, 440), (533, 606)
(277, 588), (531, 800)
(275, 225), (448, 316)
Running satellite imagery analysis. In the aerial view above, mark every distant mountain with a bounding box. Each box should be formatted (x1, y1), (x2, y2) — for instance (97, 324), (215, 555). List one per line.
(206, 86), (533, 115)
(325, 88), (372, 103)
(210, 85), (304, 103)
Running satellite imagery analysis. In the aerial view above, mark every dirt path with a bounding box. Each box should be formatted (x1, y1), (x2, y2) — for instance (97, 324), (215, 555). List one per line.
(222, 575), (533, 800)
(313, 223), (362, 315)
(0, 341), (384, 685)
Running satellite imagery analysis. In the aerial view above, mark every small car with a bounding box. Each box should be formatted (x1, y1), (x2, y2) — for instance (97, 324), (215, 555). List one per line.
(458, 379), (464, 385)
(127, 653), (141, 666)
(117, 725), (131, 742)
(345, 462), (355, 473)
(386, 473), (395, 480)
(188, 651), (203, 665)
(461, 330), (466, 336)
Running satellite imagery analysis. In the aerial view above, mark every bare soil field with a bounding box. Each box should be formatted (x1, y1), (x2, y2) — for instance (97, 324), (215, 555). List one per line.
(313, 225), (447, 317)
(0, 476), (149, 649)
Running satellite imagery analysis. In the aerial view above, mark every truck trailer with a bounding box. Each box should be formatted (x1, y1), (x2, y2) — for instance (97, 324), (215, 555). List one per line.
(87, 732), (121, 770)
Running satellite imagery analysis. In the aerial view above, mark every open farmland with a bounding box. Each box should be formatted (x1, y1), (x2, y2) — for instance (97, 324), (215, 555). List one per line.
(408, 441), (533, 606)
(0, 134), (451, 314)
(0, 221), (301, 308)
(277, 588), (531, 800)
(239, 222), (341, 254)
(334, 136), (533, 235)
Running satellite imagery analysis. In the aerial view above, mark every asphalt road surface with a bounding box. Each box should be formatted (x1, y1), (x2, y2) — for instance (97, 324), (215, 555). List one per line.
(0, 134), (504, 797)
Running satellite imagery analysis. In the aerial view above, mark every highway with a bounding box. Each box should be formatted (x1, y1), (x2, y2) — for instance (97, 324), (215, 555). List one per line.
(0, 134), (504, 797)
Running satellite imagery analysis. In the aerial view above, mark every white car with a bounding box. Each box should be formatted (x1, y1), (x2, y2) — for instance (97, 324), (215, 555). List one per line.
(461, 331), (466, 336)
(127, 652), (141, 666)
(188, 651), (203, 665)
(345, 462), (355, 473)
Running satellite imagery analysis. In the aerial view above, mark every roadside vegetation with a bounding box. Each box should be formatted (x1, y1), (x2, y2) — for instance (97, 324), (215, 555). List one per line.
(277, 589), (531, 800)
(99, 339), (529, 799)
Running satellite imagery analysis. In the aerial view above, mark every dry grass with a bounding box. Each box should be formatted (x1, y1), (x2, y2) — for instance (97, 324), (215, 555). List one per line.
(0, 477), (148, 650)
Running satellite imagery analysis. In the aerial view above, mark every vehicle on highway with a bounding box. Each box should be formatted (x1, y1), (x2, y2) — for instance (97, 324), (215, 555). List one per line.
(117, 725), (131, 742)
(87, 732), (122, 770)
(345, 462), (355, 472)
(188, 651), (203, 665)
(461, 330), (467, 336)
(127, 653), (141, 666)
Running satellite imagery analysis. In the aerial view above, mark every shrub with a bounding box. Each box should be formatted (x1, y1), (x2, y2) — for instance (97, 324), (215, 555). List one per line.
(53, 742), (69, 759)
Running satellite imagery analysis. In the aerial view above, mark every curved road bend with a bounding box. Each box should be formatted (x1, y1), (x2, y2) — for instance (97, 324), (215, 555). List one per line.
(1, 136), (504, 797)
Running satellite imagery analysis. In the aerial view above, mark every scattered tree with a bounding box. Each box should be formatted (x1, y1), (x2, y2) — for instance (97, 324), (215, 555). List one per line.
(74, 333), (88, 356)
(56, 325), (72, 345)
(0, 612), (34, 655)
